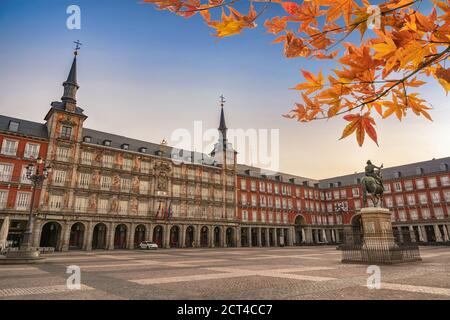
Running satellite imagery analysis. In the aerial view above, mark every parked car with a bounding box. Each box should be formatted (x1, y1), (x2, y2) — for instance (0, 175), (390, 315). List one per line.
(139, 241), (158, 250)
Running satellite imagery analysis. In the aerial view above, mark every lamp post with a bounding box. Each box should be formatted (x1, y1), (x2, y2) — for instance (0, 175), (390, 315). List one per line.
(20, 157), (51, 251)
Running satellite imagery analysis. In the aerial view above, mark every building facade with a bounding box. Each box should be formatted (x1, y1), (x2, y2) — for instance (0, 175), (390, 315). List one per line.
(0, 52), (449, 251)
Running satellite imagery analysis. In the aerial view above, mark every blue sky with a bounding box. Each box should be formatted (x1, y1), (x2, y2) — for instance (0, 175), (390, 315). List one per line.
(0, 0), (449, 178)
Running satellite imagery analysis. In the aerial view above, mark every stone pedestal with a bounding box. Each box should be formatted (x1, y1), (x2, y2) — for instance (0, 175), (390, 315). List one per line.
(361, 207), (396, 249)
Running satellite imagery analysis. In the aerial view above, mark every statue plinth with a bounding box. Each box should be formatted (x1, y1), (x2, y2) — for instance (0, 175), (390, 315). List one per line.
(360, 207), (396, 249)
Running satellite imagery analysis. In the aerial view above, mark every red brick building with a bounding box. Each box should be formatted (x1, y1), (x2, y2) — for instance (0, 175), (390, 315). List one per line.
(0, 117), (48, 246)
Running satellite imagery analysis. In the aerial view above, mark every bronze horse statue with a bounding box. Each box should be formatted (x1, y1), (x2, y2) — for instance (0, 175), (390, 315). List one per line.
(361, 166), (384, 207)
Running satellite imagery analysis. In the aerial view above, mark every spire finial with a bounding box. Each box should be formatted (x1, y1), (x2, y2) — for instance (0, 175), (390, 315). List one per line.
(220, 94), (226, 108)
(74, 40), (82, 56)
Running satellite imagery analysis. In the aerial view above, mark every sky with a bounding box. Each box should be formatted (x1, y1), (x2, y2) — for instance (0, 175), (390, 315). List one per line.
(0, 0), (449, 179)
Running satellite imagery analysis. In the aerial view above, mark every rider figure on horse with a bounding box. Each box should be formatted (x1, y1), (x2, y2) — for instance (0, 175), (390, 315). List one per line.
(365, 160), (384, 191)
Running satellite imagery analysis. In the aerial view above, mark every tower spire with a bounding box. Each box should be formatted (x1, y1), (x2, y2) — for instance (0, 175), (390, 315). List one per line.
(218, 94), (227, 146)
(61, 41), (82, 105)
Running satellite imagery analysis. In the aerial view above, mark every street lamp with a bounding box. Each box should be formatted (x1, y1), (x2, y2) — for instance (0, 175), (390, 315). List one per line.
(20, 157), (51, 251)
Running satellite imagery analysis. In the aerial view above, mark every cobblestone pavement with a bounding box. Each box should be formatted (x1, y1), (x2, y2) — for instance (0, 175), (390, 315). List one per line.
(0, 246), (449, 300)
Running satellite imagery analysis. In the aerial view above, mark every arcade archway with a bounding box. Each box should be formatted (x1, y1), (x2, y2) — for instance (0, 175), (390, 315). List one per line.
(69, 222), (85, 250)
(92, 223), (107, 250)
(114, 224), (127, 249)
(40, 222), (62, 250)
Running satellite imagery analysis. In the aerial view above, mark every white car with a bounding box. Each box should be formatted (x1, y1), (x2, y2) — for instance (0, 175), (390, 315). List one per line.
(139, 241), (158, 250)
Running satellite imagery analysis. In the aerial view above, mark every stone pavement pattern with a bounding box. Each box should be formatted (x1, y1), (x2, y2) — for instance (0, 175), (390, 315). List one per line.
(0, 246), (449, 300)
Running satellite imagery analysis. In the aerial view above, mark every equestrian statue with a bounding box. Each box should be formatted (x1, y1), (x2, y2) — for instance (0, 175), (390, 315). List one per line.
(361, 160), (384, 207)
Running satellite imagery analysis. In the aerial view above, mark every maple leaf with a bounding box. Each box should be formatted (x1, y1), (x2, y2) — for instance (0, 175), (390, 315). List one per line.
(436, 67), (450, 93)
(340, 112), (378, 146)
(291, 70), (324, 94)
(382, 94), (406, 120)
(371, 31), (397, 59)
(282, 31), (311, 58)
(264, 16), (287, 35)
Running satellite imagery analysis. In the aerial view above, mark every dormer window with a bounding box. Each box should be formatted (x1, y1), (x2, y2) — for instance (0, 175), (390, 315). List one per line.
(439, 163), (448, 171)
(103, 140), (111, 147)
(8, 121), (19, 132)
(416, 167), (424, 175)
(394, 171), (402, 178)
(139, 147), (147, 153)
(83, 136), (92, 143)
(121, 144), (129, 150)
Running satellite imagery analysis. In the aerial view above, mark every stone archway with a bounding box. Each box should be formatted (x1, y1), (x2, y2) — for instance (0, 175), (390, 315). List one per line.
(350, 214), (363, 245)
(214, 227), (221, 247)
(251, 228), (258, 246)
(114, 224), (128, 249)
(92, 223), (107, 250)
(241, 228), (249, 247)
(40, 222), (62, 250)
(185, 225), (194, 247)
(69, 222), (85, 250)
(153, 225), (164, 247)
(200, 226), (209, 247)
(134, 225), (146, 248)
(294, 215), (307, 244)
(226, 227), (234, 247)
(170, 225), (180, 248)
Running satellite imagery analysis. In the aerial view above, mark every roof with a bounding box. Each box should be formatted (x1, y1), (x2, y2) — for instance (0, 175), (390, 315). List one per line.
(82, 128), (217, 166)
(318, 157), (450, 188)
(0, 115), (48, 139)
(236, 163), (319, 186)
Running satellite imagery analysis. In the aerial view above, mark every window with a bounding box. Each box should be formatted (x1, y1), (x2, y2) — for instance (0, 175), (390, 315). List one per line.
(49, 195), (63, 211)
(119, 200), (128, 214)
(441, 176), (450, 186)
(1, 139), (18, 156)
(103, 140), (111, 146)
(421, 208), (431, 219)
(340, 189), (347, 198)
(406, 194), (416, 206)
(20, 166), (31, 184)
(419, 193), (428, 204)
(395, 195), (404, 207)
(78, 173), (91, 188)
(98, 199), (109, 213)
(434, 207), (444, 219)
(260, 211), (266, 222)
(354, 199), (361, 210)
(75, 197), (88, 212)
(260, 195), (266, 207)
(252, 211), (257, 222)
(24, 143), (40, 159)
(274, 184), (279, 194)
(240, 180), (246, 190)
(123, 158), (132, 171)
(275, 198), (281, 209)
(56, 147), (70, 162)
(404, 180), (413, 191)
(416, 179), (425, 189)
(202, 171), (209, 182)
(120, 178), (131, 192)
(140, 180), (149, 194)
(0, 163), (13, 182)
(251, 194), (257, 206)
(409, 209), (418, 220)
(259, 181), (265, 192)
(428, 177), (437, 188)
(385, 196), (393, 208)
(138, 201), (148, 215)
(15, 192), (30, 210)
(398, 210), (407, 221)
(83, 136), (92, 143)
(53, 170), (66, 186)
(444, 190), (450, 202)
(81, 151), (93, 165)
(394, 182), (402, 192)
(431, 191), (440, 203)
(201, 187), (208, 200)
(141, 161), (151, 173)
(103, 154), (114, 168)
(8, 121), (19, 132)
(100, 176), (111, 190)
(60, 126), (72, 139)
(383, 183), (391, 193)
(0, 190), (8, 209)
(267, 183), (272, 193)
(251, 180), (256, 191)
(352, 188), (360, 197)
(242, 210), (248, 221)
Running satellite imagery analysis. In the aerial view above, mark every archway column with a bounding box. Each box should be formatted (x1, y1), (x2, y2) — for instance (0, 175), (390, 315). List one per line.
(127, 223), (135, 249)
(147, 223), (153, 242)
(209, 226), (214, 248)
(195, 225), (201, 248)
(280, 228), (285, 246)
(180, 225), (186, 248)
(257, 227), (262, 247)
(61, 222), (71, 252)
(164, 224), (171, 248)
(288, 227), (294, 246)
(32, 220), (42, 248)
(434, 224), (443, 242)
(220, 227), (225, 247)
(248, 227), (252, 247)
(84, 221), (93, 251)
(273, 228), (278, 247)
(265, 228), (270, 247)
(107, 222), (115, 250)
(236, 226), (241, 247)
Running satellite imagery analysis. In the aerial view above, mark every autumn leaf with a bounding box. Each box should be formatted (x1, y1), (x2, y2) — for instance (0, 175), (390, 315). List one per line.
(436, 67), (450, 93)
(291, 69), (324, 94)
(340, 112), (378, 146)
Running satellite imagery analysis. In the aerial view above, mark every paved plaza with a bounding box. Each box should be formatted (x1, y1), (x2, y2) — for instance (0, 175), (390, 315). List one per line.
(0, 246), (449, 300)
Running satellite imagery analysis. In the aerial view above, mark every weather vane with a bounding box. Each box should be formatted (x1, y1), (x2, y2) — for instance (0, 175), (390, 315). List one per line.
(74, 40), (82, 55)
(220, 94), (226, 107)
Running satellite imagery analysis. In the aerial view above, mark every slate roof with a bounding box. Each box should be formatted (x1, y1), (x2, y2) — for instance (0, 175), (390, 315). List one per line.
(0, 115), (48, 139)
